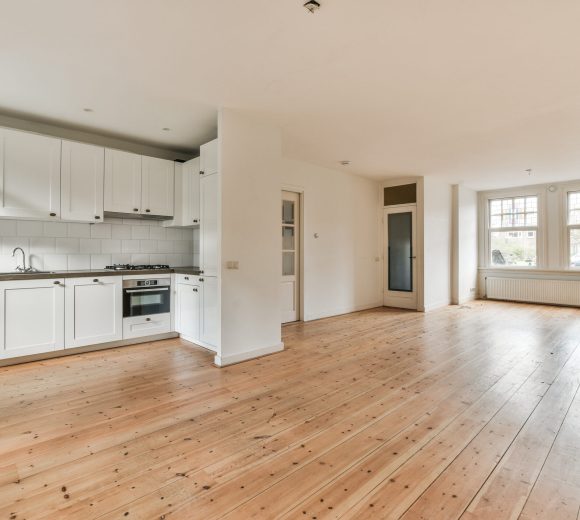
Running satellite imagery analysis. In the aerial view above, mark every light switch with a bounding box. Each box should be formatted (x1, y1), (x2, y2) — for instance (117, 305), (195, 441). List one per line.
(226, 261), (239, 270)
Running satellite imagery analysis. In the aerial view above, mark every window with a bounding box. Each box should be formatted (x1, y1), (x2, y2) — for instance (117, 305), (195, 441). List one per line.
(489, 196), (538, 267)
(567, 191), (580, 268)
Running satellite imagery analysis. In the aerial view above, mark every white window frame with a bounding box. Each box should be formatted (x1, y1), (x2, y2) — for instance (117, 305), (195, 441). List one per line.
(480, 188), (546, 269)
(565, 188), (580, 270)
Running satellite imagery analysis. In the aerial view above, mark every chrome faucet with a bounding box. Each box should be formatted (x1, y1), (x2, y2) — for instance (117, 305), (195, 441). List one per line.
(12, 247), (27, 272)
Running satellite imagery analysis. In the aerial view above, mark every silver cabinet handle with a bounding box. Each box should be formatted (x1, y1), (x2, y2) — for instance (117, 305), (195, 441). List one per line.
(125, 287), (170, 293)
(93, 279), (99, 283)
(53, 280), (60, 285)
(193, 288), (198, 292)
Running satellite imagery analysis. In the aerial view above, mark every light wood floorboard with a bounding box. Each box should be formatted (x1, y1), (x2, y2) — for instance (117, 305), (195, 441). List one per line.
(0, 301), (579, 519)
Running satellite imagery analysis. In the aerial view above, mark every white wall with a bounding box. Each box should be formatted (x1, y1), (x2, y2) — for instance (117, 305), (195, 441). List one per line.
(422, 176), (452, 311)
(282, 159), (382, 321)
(452, 185), (478, 304)
(217, 109), (283, 365)
(0, 217), (193, 271)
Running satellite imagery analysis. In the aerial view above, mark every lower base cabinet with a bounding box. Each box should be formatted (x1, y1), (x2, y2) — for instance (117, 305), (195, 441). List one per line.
(65, 276), (123, 348)
(0, 278), (65, 359)
(175, 274), (218, 351)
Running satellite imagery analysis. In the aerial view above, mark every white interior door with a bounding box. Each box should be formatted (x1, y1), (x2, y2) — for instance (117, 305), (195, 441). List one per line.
(282, 191), (300, 323)
(383, 205), (418, 310)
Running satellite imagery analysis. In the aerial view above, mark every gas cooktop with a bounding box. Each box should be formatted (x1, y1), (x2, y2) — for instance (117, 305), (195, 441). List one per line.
(104, 264), (170, 271)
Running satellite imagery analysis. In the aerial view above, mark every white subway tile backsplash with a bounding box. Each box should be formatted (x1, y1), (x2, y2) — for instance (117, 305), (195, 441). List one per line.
(130, 254), (150, 265)
(0, 220), (17, 237)
(165, 228), (182, 241)
(43, 254), (68, 271)
(56, 238), (80, 254)
(101, 239), (122, 254)
(157, 240), (174, 253)
(68, 223), (91, 238)
(139, 240), (157, 253)
(30, 237), (56, 254)
(1, 237), (29, 255)
(131, 226), (149, 239)
(90, 254), (112, 269)
(68, 254), (91, 271)
(121, 239), (141, 253)
(80, 238), (101, 254)
(17, 221), (43, 236)
(149, 226), (166, 240)
(43, 222), (68, 238)
(111, 225), (132, 240)
(90, 223), (112, 239)
(29, 255), (44, 270)
(0, 218), (194, 271)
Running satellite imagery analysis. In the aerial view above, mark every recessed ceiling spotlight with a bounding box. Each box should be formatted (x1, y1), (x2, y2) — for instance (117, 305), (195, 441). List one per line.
(340, 160), (351, 166)
(83, 108), (93, 112)
(304, 0), (321, 13)
(162, 127), (171, 131)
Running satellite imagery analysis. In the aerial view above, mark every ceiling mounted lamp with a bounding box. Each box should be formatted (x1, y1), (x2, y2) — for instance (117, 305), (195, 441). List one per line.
(340, 160), (351, 166)
(525, 168), (532, 176)
(304, 0), (321, 13)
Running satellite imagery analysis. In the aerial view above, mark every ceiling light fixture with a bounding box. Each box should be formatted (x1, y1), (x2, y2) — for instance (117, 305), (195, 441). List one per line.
(304, 0), (321, 13)
(525, 168), (532, 176)
(340, 160), (351, 166)
(162, 127), (171, 131)
(83, 108), (93, 112)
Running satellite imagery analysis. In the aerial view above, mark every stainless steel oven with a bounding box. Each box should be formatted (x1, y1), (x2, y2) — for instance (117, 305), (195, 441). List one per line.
(123, 278), (171, 318)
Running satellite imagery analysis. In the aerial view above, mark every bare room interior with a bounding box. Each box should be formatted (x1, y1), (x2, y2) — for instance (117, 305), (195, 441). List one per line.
(0, 1), (579, 519)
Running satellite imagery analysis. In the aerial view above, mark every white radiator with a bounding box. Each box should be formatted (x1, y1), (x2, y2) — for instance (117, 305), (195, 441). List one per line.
(486, 277), (580, 306)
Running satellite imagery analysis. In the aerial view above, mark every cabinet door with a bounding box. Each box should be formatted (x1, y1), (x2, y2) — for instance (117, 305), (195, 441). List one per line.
(0, 128), (61, 219)
(65, 276), (122, 348)
(104, 149), (142, 214)
(175, 282), (200, 340)
(200, 276), (218, 349)
(141, 157), (174, 217)
(185, 157), (200, 225)
(0, 279), (65, 359)
(200, 173), (219, 276)
(61, 141), (104, 223)
(200, 139), (218, 176)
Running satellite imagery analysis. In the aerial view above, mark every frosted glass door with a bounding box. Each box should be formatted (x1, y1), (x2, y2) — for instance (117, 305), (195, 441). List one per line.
(388, 212), (413, 292)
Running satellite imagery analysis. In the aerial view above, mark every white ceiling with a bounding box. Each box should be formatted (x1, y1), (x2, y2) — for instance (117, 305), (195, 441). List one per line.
(2, 0), (580, 189)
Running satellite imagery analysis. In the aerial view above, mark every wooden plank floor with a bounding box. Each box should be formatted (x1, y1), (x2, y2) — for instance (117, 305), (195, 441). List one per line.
(1, 301), (579, 519)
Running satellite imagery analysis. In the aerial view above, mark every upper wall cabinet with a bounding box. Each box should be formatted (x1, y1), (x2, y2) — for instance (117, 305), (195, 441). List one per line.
(61, 141), (104, 223)
(104, 149), (142, 215)
(164, 157), (200, 228)
(0, 128), (61, 220)
(104, 150), (175, 217)
(200, 139), (218, 177)
(142, 156), (174, 217)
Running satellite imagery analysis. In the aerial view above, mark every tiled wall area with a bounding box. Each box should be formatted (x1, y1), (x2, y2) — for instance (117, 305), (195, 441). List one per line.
(0, 218), (196, 271)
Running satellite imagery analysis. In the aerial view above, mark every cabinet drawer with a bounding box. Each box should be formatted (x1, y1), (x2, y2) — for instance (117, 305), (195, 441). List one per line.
(123, 313), (171, 339)
(175, 274), (200, 285)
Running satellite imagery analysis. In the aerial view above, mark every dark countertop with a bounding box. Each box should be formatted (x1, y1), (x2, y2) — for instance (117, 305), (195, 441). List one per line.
(0, 266), (202, 282)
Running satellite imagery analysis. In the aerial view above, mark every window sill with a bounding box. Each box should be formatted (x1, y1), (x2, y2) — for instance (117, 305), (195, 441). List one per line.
(479, 267), (580, 279)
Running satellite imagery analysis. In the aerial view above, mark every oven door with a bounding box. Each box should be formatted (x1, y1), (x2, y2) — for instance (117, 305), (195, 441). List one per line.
(123, 287), (171, 318)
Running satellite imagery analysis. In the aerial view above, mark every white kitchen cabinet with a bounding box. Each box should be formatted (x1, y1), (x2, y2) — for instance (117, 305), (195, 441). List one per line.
(123, 314), (171, 339)
(65, 276), (123, 348)
(164, 157), (200, 228)
(0, 278), (65, 359)
(200, 173), (219, 276)
(200, 138), (218, 177)
(175, 277), (200, 341)
(0, 127), (61, 220)
(61, 141), (104, 223)
(104, 149), (142, 215)
(200, 276), (218, 348)
(141, 156), (174, 217)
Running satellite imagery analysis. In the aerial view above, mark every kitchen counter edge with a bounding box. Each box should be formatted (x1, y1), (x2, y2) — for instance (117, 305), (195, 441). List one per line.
(0, 266), (203, 281)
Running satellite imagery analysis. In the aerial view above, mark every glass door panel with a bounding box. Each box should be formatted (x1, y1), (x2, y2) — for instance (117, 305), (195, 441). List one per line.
(388, 212), (413, 292)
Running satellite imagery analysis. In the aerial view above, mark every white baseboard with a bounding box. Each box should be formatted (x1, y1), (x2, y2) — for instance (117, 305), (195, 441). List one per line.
(214, 342), (284, 367)
(303, 302), (383, 322)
